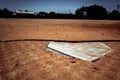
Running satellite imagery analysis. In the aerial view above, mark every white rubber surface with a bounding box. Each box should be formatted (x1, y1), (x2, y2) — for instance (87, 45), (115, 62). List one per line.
(47, 42), (112, 61)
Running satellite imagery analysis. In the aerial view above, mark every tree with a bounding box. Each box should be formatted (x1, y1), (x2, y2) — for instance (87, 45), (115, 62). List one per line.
(75, 8), (84, 19)
(0, 8), (14, 18)
(9, 11), (14, 18)
(49, 12), (56, 18)
(39, 12), (48, 18)
(1, 8), (10, 18)
(108, 10), (120, 20)
(76, 5), (108, 19)
(0, 9), (2, 17)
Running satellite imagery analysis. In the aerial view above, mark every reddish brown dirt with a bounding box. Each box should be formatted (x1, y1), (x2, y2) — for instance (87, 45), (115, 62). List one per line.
(0, 41), (120, 80)
(0, 19), (120, 41)
(0, 19), (120, 80)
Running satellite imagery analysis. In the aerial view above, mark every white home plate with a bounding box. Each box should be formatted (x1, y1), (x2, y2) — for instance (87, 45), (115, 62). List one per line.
(46, 42), (112, 61)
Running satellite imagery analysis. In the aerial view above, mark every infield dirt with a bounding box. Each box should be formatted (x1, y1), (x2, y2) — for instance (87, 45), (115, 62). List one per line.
(0, 19), (120, 80)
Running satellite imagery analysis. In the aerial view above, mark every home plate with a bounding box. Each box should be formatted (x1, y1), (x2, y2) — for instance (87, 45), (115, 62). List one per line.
(46, 42), (112, 61)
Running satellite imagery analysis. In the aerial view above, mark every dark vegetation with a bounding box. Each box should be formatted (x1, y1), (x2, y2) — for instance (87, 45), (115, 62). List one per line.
(0, 4), (120, 20)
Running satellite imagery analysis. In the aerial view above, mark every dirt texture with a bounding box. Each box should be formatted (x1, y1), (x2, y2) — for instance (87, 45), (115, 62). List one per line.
(0, 19), (120, 41)
(0, 19), (120, 80)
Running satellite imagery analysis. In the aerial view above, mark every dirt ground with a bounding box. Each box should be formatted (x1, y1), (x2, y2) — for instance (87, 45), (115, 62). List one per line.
(0, 19), (120, 80)
(0, 19), (120, 41)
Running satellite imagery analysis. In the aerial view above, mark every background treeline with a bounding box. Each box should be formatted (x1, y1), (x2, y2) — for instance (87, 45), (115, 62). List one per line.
(0, 4), (120, 20)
